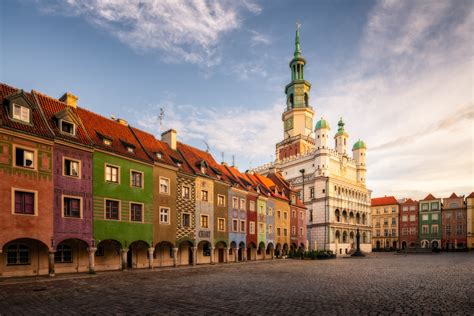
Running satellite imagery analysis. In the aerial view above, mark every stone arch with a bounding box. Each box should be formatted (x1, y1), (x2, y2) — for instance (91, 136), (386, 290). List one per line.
(342, 231), (348, 243)
(197, 240), (212, 265)
(356, 212), (361, 224)
(362, 213), (366, 225)
(275, 243), (282, 258)
(2, 238), (50, 277)
(128, 240), (150, 269)
(238, 241), (246, 261)
(54, 238), (90, 274)
(335, 230), (341, 243)
(349, 211), (354, 224)
(247, 242), (257, 261)
(335, 209), (340, 222)
(178, 240), (194, 266)
(155, 241), (174, 267)
(283, 243), (289, 256)
(95, 239), (122, 272)
(342, 210), (348, 223)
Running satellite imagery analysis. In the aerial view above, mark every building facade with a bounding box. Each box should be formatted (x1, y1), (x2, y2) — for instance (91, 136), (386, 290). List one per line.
(371, 196), (399, 250)
(399, 198), (419, 249)
(441, 193), (466, 249)
(467, 192), (474, 249)
(252, 28), (371, 255)
(419, 194), (442, 249)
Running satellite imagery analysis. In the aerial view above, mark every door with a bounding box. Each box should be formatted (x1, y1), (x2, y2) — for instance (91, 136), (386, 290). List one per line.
(218, 249), (224, 263)
(188, 247), (193, 265)
(127, 247), (133, 268)
(247, 248), (251, 261)
(238, 248), (243, 261)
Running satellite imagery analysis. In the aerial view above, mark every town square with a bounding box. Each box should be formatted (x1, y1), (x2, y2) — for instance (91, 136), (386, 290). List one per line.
(1, 0), (473, 314)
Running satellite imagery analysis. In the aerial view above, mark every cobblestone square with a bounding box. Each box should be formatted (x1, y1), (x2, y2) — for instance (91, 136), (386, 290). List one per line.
(0, 253), (473, 315)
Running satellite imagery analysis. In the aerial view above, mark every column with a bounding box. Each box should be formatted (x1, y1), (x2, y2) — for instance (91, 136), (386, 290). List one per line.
(234, 248), (238, 263)
(262, 249), (266, 260)
(210, 247), (215, 265)
(173, 247), (178, 267)
(87, 247), (97, 274)
(192, 247), (197, 266)
(148, 247), (155, 269)
(253, 249), (257, 261)
(271, 249), (275, 260)
(224, 247), (229, 263)
(243, 248), (247, 261)
(48, 251), (55, 277)
(121, 248), (128, 271)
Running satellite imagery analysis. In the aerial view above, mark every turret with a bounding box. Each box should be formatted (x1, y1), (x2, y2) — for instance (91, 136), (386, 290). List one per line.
(315, 117), (330, 150)
(334, 117), (349, 154)
(352, 139), (367, 183)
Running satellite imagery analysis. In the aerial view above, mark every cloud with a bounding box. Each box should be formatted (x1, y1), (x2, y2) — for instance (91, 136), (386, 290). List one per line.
(250, 30), (271, 46)
(314, 0), (474, 199)
(35, 0), (261, 66)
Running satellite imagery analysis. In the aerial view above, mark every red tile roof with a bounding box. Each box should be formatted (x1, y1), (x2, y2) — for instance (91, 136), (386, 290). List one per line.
(448, 193), (458, 198)
(177, 142), (222, 180)
(422, 193), (437, 201)
(371, 196), (398, 206)
(402, 198), (418, 204)
(76, 107), (152, 163)
(33, 90), (93, 147)
(0, 83), (54, 140)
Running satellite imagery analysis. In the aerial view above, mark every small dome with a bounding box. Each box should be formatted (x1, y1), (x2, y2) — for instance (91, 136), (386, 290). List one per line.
(353, 139), (367, 150)
(315, 117), (330, 130)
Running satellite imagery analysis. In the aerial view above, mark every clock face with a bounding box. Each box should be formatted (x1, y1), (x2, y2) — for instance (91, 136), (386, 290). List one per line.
(285, 117), (294, 131)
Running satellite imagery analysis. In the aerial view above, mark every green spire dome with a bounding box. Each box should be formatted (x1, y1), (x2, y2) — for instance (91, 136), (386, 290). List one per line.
(335, 117), (347, 136)
(353, 139), (367, 150)
(315, 117), (330, 130)
(294, 24), (302, 58)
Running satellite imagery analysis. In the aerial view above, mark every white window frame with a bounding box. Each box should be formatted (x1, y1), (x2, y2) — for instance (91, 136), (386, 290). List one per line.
(249, 201), (255, 211)
(240, 220), (246, 232)
(159, 207), (170, 225)
(62, 194), (83, 219)
(200, 215), (209, 228)
(232, 219), (239, 232)
(59, 119), (76, 136)
(13, 144), (37, 170)
(11, 188), (38, 216)
(217, 218), (225, 232)
(12, 103), (30, 123)
(104, 163), (120, 184)
(62, 156), (81, 179)
(240, 198), (246, 210)
(181, 212), (191, 228)
(129, 202), (145, 223)
(232, 197), (239, 209)
(217, 194), (225, 207)
(130, 169), (144, 189)
(159, 176), (170, 195)
(182, 185), (190, 199)
(201, 190), (209, 202)
(249, 221), (255, 234)
(104, 198), (121, 221)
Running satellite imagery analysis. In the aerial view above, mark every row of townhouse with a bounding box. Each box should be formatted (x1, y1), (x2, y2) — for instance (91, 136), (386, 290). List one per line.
(0, 83), (307, 278)
(371, 193), (474, 250)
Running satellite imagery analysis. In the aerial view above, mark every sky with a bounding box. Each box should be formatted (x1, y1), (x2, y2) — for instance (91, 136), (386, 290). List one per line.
(1, 0), (473, 199)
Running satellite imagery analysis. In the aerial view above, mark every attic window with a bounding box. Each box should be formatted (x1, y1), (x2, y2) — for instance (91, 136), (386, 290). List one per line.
(201, 166), (206, 174)
(60, 120), (76, 136)
(12, 103), (30, 123)
(103, 138), (112, 146)
(156, 152), (163, 159)
(127, 147), (134, 153)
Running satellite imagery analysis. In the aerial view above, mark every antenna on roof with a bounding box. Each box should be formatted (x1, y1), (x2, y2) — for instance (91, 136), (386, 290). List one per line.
(158, 107), (165, 132)
(221, 152), (225, 163)
(203, 141), (210, 153)
(232, 155), (235, 167)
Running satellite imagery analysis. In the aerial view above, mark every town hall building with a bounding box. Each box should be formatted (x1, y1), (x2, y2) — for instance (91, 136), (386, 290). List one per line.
(253, 27), (372, 255)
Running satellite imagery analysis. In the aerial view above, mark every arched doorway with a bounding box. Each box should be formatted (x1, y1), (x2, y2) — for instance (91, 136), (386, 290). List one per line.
(266, 242), (274, 259)
(2, 238), (50, 277)
(229, 241), (237, 262)
(155, 241), (174, 267)
(54, 239), (90, 274)
(197, 240), (212, 265)
(247, 242), (256, 261)
(402, 241), (407, 249)
(257, 242), (266, 260)
(392, 241), (397, 250)
(238, 242), (245, 261)
(275, 243), (282, 258)
(128, 240), (149, 269)
(431, 240), (439, 249)
(95, 239), (122, 271)
(178, 240), (194, 266)
(282, 243), (289, 256)
(214, 241), (227, 263)
(376, 240), (381, 250)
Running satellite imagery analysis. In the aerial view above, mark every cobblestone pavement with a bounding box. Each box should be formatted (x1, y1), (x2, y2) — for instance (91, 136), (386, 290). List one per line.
(1, 253), (473, 315)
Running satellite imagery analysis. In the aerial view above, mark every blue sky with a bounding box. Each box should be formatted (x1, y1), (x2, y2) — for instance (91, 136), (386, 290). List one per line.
(1, 0), (473, 199)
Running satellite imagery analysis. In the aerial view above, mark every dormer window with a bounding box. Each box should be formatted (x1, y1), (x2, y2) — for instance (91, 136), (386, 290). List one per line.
(60, 120), (76, 136)
(201, 166), (206, 174)
(12, 103), (30, 123)
(156, 152), (163, 159)
(127, 147), (134, 153)
(103, 138), (112, 146)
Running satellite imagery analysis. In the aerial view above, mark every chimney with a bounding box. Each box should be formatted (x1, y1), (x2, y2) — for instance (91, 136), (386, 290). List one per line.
(161, 129), (177, 150)
(59, 92), (78, 108)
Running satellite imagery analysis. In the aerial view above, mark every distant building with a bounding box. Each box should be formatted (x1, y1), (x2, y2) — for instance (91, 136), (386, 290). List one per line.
(442, 193), (467, 249)
(419, 194), (442, 249)
(399, 199), (419, 249)
(371, 196), (399, 250)
(467, 192), (474, 249)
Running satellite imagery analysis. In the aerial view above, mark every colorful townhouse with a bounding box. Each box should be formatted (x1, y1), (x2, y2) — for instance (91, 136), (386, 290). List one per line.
(399, 198), (419, 249)
(77, 109), (154, 271)
(467, 192), (474, 249)
(441, 193), (467, 249)
(254, 173), (276, 258)
(266, 175), (291, 257)
(0, 84), (55, 277)
(36, 91), (95, 274)
(131, 128), (179, 267)
(419, 194), (442, 249)
(371, 196), (399, 250)
(241, 172), (259, 261)
(246, 172), (268, 259)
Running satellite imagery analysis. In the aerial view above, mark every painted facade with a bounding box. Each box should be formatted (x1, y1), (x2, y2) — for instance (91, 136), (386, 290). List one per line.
(371, 196), (400, 250)
(441, 193), (467, 249)
(419, 194), (442, 249)
(399, 199), (419, 249)
(467, 192), (474, 249)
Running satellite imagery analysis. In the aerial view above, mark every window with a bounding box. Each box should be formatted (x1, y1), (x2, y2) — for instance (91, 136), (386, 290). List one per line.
(131, 171), (143, 188)
(218, 195), (225, 206)
(402, 215), (407, 222)
(299, 227), (303, 237)
(409, 205), (416, 211)
(249, 201), (255, 211)
(240, 220), (246, 232)
(268, 208), (273, 216)
(384, 229), (388, 237)
(446, 225), (451, 234)
(218, 218), (225, 231)
(12, 103), (30, 123)
(105, 165), (119, 183)
(456, 211), (463, 220)
(431, 202), (438, 210)
(410, 215), (416, 222)
(182, 213), (191, 227)
(422, 225), (429, 234)
(105, 200), (120, 220)
(182, 186), (190, 199)
(391, 229), (396, 236)
(232, 197), (238, 209)
(13, 190), (35, 215)
(64, 158), (80, 177)
(277, 228), (281, 236)
(292, 210), (296, 218)
(383, 218), (388, 226)
(284, 228), (288, 236)
(200, 215), (209, 228)
(55, 244), (72, 263)
(60, 120), (75, 135)
(432, 213), (438, 221)
(278, 211), (281, 219)
(402, 228), (408, 236)
(299, 211), (304, 219)
(63, 197), (81, 218)
(456, 224), (463, 235)
(284, 212), (288, 220)
(384, 208), (388, 213)
(159, 177), (170, 194)
(422, 214), (428, 221)
(392, 207), (396, 213)
(159, 207), (169, 224)
(268, 225), (273, 234)
(130, 203), (143, 222)
(431, 225), (438, 234)
(445, 212), (452, 219)
(259, 223), (265, 234)
(15, 147), (34, 169)
(240, 198), (246, 210)
(376, 230), (380, 237)
(392, 218), (396, 225)
(291, 195), (296, 204)
(126, 146), (134, 153)
(310, 187), (315, 198)
(6, 244), (29, 265)
(103, 138), (112, 146)
(422, 203), (428, 211)
(403, 206), (408, 212)
(291, 226), (296, 235)
(233, 219), (238, 232)
(201, 190), (208, 202)
(410, 227), (416, 235)
(249, 221), (255, 234)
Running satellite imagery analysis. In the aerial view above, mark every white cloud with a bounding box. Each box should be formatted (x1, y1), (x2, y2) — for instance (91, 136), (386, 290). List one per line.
(250, 30), (271, 46)
(315, 0), (474, 199)
(37, 0), (261, 66)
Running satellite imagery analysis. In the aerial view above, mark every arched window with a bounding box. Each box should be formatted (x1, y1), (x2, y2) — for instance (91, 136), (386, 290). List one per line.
(362, 213), (366, 225)
(7, 244), (30, 265)
(342, 210), (348, 223)
(335, 231), (340, 243)
(335, 209), (340, 222)
(55, 244), (72, 263)
(342, 231), (348, 243)
(356, 213), (361, 224)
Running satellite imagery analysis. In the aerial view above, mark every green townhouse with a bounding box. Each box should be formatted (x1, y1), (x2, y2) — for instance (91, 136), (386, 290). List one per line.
(77, 108), (154, 271)
(419, 194), (442, 249)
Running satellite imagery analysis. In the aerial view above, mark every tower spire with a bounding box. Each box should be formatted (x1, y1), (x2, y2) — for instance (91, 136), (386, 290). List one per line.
(294, 22), (302, 58)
